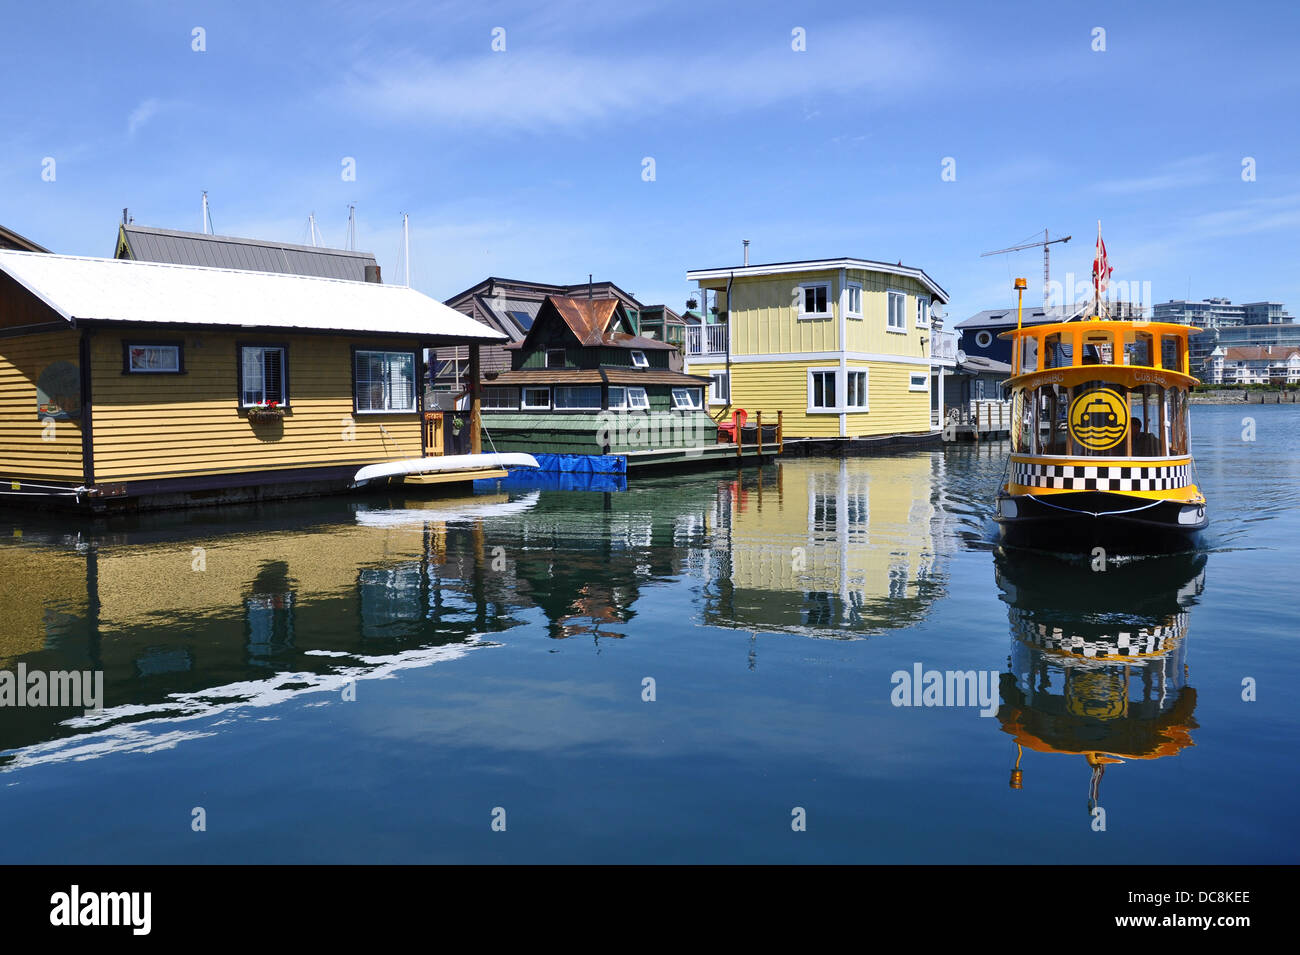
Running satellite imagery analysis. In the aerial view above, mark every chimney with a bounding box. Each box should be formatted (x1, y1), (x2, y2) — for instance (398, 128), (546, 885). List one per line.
(588, 273), (593, 300)
(742, 239), (749, 267)
(122, 208), (129, 225)
(365, 264), (382, 283)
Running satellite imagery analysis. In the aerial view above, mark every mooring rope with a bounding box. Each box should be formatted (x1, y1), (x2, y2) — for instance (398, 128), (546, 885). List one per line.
(1029, 495), (1167, 518)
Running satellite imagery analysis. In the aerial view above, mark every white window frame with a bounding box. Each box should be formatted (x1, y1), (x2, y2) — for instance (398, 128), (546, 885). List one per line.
(630, 350), (649, 368)
(482, 386), (520, 410)
(708, 370), (730, 405)
(521, 386), (551, 410)
(553, 385), (603, 410)
(354, 349), (417, 414)
(916, 296), (930, 328)
(974, 330), (993, 348)
(887, 290), (907, 333)
(240, 345), (287, 407)
(799, 283), (832, 320)
(608, 386), (650, 410)
(908, 372), (929, 392)
(671, 387), (703, 410)
(807, 366), (840, 414)
(846, 369), (869, 409)
(846, 283), (863, 320)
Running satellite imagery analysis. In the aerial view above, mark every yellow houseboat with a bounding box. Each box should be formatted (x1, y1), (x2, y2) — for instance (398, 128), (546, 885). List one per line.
(994, 281), (1208, 553)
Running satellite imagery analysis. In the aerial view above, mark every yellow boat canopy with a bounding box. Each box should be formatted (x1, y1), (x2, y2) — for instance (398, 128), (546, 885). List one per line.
(999, 318), (1202, 390)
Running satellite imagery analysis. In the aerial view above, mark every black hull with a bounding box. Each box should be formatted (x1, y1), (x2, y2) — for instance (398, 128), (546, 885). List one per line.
(994, 490), (1206, 555)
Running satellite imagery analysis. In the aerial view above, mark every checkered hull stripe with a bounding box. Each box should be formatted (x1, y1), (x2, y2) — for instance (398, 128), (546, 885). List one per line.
(1012, 610), (1189, 659)
(1012, 462), (1190, 492)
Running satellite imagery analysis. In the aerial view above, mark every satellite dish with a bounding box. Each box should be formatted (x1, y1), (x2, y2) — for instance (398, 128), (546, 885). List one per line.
(930, 303), (945, 321)
(956, 349), (967, 364)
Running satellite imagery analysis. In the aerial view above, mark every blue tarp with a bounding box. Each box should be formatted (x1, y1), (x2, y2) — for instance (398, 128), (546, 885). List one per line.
(531, 453), (627, 475)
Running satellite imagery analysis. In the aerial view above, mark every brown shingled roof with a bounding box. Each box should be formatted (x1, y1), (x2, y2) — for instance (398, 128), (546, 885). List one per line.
(1221, 346), (1300, 361)
(486, 368), (709, 387)
(511, 295), (676, 351)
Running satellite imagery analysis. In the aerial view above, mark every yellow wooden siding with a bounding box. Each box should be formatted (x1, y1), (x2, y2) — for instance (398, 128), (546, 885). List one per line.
(726, 456), (936, 608)
(843, 271), (932, 355)
(689, 357), (930, 438)
(90, 331), (423, 482)
(0, 329), (84, 480)
(844, 360), (931, 436)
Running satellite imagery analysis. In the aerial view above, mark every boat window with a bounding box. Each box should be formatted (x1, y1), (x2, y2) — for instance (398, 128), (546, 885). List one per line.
(1042, 333), (1073, 369)
(1124, 330), (1155, 367)
(1160, 335), (1181, 373)
(1019, 335), (1039, 373)
(1082, 331), (1113, 365)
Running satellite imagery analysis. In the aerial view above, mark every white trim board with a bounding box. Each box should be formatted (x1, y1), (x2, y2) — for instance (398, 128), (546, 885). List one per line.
(690, 351), (933, 367)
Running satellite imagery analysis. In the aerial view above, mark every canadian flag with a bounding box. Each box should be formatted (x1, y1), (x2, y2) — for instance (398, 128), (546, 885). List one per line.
(1093, 229), (1113, 295)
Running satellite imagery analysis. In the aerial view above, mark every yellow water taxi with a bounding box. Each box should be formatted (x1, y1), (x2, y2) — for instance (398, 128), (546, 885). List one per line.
(994, 277), (1208, 554)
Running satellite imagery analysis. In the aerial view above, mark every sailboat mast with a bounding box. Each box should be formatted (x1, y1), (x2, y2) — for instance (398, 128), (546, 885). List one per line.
(403, 213), (410, 288)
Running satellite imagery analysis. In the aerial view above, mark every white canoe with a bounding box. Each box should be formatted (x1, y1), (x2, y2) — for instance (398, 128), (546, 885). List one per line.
(352, 452), (540, 486)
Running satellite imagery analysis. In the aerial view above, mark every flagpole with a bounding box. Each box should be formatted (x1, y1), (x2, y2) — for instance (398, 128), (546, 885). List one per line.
(1095, 219), (1101, 320)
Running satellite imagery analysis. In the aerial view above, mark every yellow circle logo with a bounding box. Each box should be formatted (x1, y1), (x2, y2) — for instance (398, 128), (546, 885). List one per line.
(1068, 388), (1129, 451)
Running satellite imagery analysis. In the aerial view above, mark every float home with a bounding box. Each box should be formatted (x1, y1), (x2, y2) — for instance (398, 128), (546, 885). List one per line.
(477, 294), (776, 469)
(685, 257), (949, 443)
(0, 250), (508, 511)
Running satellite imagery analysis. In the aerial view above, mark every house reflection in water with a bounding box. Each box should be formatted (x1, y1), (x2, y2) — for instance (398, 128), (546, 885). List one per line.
(0, 493), (538, 762)
(700, 456), (944, 638)
(993, 550), (1205, 808)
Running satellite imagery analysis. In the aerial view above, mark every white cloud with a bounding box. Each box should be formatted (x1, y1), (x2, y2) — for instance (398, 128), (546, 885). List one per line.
(1092, 155), (1218, 195)
(127, 98), (162, 136)
(333, 20), (940, 131)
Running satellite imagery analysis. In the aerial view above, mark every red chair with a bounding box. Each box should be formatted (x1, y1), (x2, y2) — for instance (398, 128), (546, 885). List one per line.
(717, 408), (747, 443)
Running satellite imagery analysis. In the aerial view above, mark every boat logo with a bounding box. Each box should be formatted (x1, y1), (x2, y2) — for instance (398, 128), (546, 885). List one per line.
(1068, 387), (1129, 451)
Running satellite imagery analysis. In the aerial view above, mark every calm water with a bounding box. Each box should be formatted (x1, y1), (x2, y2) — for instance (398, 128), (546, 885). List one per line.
(1, 404), (1296, 863)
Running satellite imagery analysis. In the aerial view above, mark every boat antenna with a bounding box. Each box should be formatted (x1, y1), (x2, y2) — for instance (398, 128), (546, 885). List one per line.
(402, 212), (411, 288)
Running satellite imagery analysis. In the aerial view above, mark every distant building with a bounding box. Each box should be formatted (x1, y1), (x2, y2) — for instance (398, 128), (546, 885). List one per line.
(0, 224), (49, 253)
(115, 224), (380, 281)
(1203, 345), (1300, 385)
(1153, 298), (1292, 328)
(434, 277), (685, 395)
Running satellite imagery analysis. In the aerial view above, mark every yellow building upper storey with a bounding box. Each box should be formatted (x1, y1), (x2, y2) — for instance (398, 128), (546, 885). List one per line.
(685, 258), (949, 439)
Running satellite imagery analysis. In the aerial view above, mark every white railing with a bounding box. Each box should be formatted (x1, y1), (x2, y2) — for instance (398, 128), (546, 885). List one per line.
(931, 329), (958, 362)
(686, 324), (728, 356)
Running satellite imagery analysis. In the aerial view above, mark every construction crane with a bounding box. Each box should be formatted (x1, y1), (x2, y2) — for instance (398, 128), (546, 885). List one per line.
(981, 230), (1071, 309)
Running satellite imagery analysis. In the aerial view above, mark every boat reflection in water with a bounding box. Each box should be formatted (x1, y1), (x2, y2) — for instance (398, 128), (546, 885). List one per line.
(993, 548), (1205, 807)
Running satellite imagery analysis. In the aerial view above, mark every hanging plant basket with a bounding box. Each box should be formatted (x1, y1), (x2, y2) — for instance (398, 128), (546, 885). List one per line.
(247, 405), (285, 423)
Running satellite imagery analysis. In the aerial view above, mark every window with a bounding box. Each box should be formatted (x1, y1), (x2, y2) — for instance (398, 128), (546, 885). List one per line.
(609, 386), (650, 410)
(554, 385), (602, 410)
(909, 372), (928, 392)
(240, 345), (287, 407)
(507, 310), (535, 332)
(847, 370), (869, 408)
(545, 349), (566, 369)
(354, 350), (416, 413)
(709, 370), (730, 404)
(800, 283), (831, 318)
(671, 387), (703, 410)
(630, 350), (649, 368)
(809, 369), (837, 412)
(124, 342), (183, 374)
(974, 330), (993, 349)
(483, 386), (519, 409)
(846, 284), (863, 319)
(887, 291), (907, 332)
(916, 297), (930, 328)
(521, 386), (550, 410)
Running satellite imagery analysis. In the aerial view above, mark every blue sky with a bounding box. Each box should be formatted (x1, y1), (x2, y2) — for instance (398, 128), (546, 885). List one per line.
(2, 0), (1297, 320)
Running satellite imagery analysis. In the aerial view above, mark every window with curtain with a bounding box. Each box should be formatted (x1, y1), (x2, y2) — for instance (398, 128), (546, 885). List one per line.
(240, 346), (287, 406)
(354, 350), (416, 413)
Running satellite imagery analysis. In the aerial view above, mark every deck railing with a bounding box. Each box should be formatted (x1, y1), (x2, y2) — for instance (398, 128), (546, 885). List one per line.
(686, 324), (728, 356)
(931, 329), (958, 361)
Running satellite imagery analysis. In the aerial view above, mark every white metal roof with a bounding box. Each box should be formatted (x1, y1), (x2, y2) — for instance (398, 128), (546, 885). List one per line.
(686, 257), (949, 303)
(0, 250), (506, 341)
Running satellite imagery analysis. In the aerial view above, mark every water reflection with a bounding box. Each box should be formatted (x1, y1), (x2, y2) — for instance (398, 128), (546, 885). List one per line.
(699, 456), (945, 638)
(993, 549), (1205, 807)
(0, 492), (539, 764)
